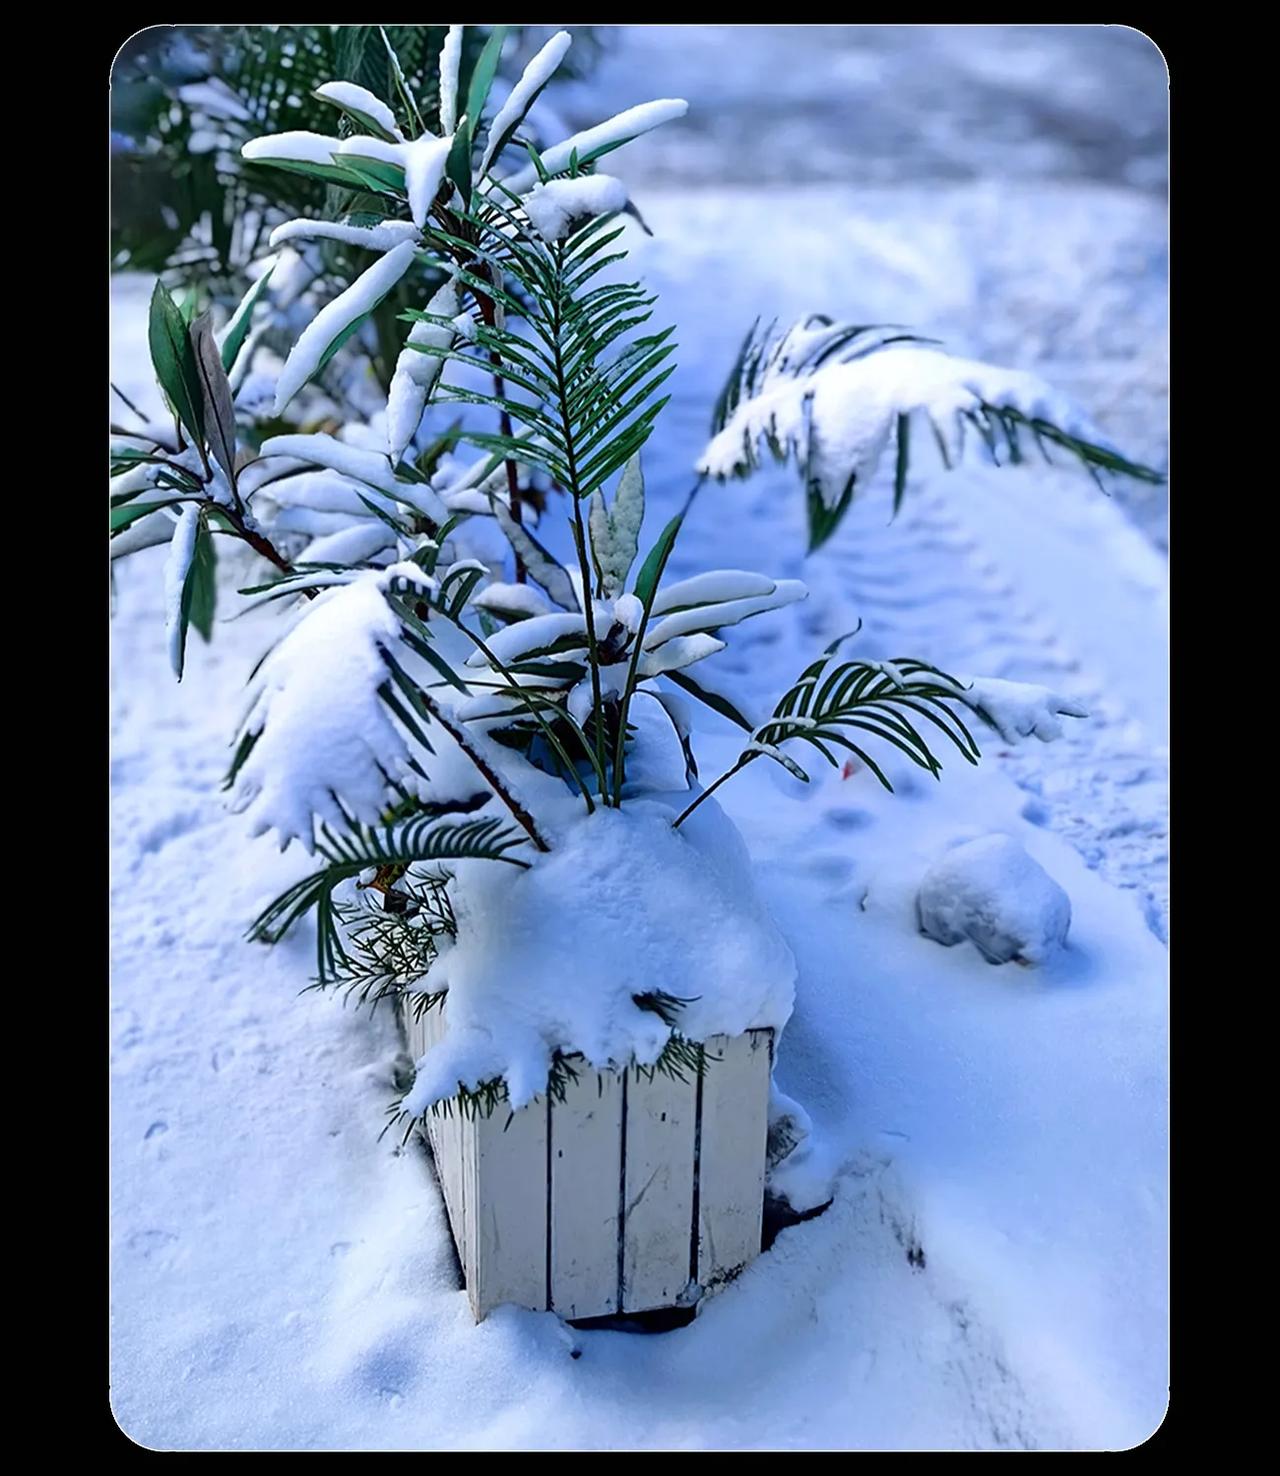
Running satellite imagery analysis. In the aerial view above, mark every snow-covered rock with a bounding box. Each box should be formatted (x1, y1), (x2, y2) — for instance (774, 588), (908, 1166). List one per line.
(916, 833), (1071, 965)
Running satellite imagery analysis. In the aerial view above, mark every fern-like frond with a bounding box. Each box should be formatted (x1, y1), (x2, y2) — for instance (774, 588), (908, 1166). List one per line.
(748, 654), (980, 790)
(249, 812), (530, 983)
(699, 314), (1165, 551)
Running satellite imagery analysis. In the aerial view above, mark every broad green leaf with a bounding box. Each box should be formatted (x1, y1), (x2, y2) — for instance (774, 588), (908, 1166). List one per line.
(190, 312), (238, 494)
(184, 514), (218, 643)
(632, 512), (683, 607)
(312, 85), (401, 143)
(588, 452), (645, 597)
(446, 121), (473, 207)
(464, 26), (508, 138)
(148, 281), (205, 447)
(110, 500), (171, 534)
(220, 260), (275, 372)
(665, 669), (755, 731)
(335, 151), (406, 193)
(243, 155), (363, 188)
(494, 503), (580, 612)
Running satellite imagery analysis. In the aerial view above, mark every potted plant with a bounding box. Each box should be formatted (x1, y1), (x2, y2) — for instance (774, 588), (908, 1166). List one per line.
(109, 25), (1160, 1323)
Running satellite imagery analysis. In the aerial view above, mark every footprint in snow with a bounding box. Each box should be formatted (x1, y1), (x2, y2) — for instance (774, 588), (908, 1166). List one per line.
(127, 1229), (178, 1260)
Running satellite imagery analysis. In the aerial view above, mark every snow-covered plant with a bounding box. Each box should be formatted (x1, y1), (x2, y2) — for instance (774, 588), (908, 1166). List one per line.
(112, 26), (603, 429)
(698, 314), (1164, 550)
(111, 25), (1100, 1119)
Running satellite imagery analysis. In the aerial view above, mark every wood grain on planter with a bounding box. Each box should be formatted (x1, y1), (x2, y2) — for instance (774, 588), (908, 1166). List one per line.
(403, 999), (773, 1322)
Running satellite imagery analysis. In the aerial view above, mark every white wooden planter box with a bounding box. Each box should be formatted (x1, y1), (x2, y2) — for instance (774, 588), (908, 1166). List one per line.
(402, 998), (773, 1322)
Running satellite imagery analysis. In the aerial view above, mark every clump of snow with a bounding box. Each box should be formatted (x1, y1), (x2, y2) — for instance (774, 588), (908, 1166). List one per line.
(162, 504), (200, 678)
(273, 241), (419, 413)
(479, 30), (573, 174)
(385, 279), (459, 460)
(437, 25), (463, 134)
(522, 174), (628, 241)
(334, 134), (406, 169)
(402, 134), (454, 229)
(259, 432), (446, 524)
(297, 522), (395, 567)
(242, 130), (342, 167)
(404, 795), (796, 1112)
(269, 217), (420, 253)
(766, 1086), (837, 1214)
(698, 343), (1114, 510)
(473, 581), (553, 620)
(313, 81), (403, 141)
(229, 568), (427, 848)
(917, 833), (1071, 965)
(959, 677), (1089, 744)
(501, 99), (689, 194)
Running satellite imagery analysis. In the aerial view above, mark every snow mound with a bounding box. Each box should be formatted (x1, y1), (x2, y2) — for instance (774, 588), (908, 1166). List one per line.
(916, 833), (1071, 965)
(404, 796), (796, 1112)
(523, 174), (628, 242)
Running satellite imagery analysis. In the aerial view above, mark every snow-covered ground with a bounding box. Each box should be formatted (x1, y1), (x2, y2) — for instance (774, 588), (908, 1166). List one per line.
(110, 25), (1168, 1451)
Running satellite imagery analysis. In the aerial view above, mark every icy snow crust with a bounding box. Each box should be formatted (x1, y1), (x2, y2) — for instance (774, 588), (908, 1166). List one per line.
(406, 798), (796, 1112)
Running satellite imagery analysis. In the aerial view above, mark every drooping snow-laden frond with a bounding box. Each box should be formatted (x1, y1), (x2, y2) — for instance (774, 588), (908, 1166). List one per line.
(250, 812), (530, 985)
(227, 568), (436, 848)
(937, 675), (1089, 745)
(699, 315), (1166, 551)
(257, 432), (446, 525)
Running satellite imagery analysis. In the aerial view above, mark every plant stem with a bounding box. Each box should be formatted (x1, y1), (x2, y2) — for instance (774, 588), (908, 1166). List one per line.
(415, 688), (551, 852)
(670, 753), (757, 831)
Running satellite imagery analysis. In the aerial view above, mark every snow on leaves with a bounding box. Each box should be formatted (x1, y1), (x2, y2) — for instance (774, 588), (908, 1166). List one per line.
(699, 315), (1164, 550)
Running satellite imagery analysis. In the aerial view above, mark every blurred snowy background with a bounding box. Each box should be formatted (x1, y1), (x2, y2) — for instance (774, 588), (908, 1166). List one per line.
(550, 24), (1168, 546)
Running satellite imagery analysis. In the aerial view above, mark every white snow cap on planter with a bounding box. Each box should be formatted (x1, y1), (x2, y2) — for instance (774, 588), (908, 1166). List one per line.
(917, 833), (1071, 966)
(403, 796), (797, 1113)
(523, 174), (628, 242)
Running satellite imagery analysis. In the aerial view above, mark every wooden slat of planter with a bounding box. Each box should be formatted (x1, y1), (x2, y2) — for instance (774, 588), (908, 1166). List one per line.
(468, 1094), (549, 1319)
(696, 1029), (772, 1290)
(410, 1005), (470, 1274)
(550, 1067), (623, 1319)
(622, 1066), (698, 1313)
